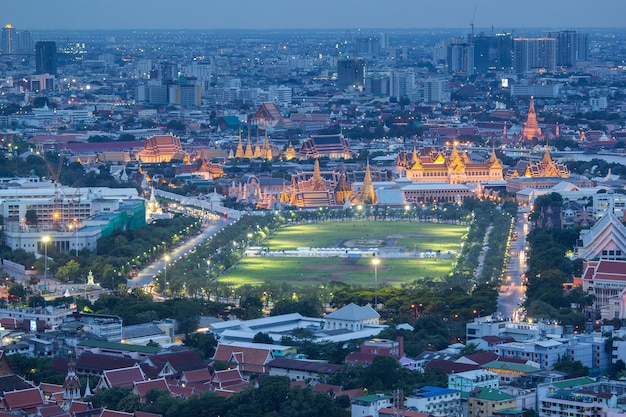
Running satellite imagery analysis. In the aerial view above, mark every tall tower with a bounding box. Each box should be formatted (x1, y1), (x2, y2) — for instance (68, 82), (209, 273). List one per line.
(235, 130), (245, 158)
(523, 97), (542, 141)
(35, 41), (57, 75)
(1, 24), (16, 55)
(244, 129), (254, 159)
(359, 159), (377, 205)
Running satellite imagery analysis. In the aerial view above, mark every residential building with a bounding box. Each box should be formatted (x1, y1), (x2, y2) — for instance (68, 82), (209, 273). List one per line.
(351, 394), (394, 417)
(448, 369), (499, 393)
(405, 386), (462, 416)
(467, 388), (517, 417)
(513, 38), (557, 73)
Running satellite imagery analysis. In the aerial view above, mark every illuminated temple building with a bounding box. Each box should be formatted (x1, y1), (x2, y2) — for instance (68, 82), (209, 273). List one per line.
(297, 134), (352, 160)
(505, 145), (571, 192)
(395, 142), (504, 184)
(136, 134), (186, 163)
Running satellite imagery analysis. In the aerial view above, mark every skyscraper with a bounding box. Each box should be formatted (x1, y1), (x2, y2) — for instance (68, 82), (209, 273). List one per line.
(337, 58), (365, 88)
(1, 24), (16, 55)
(472, 33), (513, 74)
(548, 30), (575, 68)
(513, 38), (556, 74)
(35, 41), (57, 75)
(447, 39), (474, 75)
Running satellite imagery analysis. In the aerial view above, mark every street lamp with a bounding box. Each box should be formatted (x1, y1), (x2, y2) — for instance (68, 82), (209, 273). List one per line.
(164, 255), (170, 299)
(372, 257), (380, 309)
(207, 259), (211, 279)
(42, 235), (50, 291)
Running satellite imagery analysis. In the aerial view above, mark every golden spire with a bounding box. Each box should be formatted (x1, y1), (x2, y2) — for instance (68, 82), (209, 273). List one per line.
(284, 141), (296, 161)
(261, 129), (271, 159)
(235, 128), (245, 158)
(359, 159), (377, 204)
(244, 128), (254, 159)
(254, 128), (262, 158)
(310, 158), (326, 191)
(411, 142), (419, 166)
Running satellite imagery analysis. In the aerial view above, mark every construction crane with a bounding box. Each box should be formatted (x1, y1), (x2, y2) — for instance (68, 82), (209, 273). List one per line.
(470, 5), (478, 39)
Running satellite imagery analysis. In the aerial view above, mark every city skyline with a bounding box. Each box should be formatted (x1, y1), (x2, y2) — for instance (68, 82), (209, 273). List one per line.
(3, 0), (625, 31)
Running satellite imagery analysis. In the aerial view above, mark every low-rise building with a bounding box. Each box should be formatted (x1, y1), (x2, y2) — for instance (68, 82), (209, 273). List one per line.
(405, 386), (461, 416)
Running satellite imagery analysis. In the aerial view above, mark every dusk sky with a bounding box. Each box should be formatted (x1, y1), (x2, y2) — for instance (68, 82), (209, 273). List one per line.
(4, 0), (625, 31)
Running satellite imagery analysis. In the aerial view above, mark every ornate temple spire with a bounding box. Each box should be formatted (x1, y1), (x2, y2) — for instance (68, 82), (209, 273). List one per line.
(359, 159), (377, 205)
(523, 96), (542, 141)
(262, 129), (271, 159)
(63, 358), (81, 402)
(235, 128), (245, 158)
(310, 158), (326, 191)
(254, 129), (262, 158)
(284, 141), (296, 160)
(244, 128), (254, 159)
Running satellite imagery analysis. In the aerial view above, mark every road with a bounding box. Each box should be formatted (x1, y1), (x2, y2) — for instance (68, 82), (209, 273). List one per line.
(497, 208), (529, 319)
(127, 217), (235, 290)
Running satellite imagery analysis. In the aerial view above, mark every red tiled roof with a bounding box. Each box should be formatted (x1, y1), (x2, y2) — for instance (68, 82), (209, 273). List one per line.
(36, 404), (65, 417)
(426, 359), (479, 374)
(100, 410), (134, 417)
(133, 378), (169, 399)
(2, 387), (45, 411)
(213, 344), (273, 374)
(180, 368), (211, 384)
(68, 401), (91, 413)
(102, 366), (145, 389)
(459, 351), (499, 365)
(76, 353), (137, 374)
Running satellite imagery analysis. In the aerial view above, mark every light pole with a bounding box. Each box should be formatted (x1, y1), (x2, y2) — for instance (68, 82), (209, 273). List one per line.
(372, 257), (380, 309)
(207, 259), (211, 279)
(164, 255), (170, 300)
(42, 235), (50, 291)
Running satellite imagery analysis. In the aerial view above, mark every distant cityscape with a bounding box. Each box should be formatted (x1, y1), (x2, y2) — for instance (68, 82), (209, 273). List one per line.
(1, 23), (626, 417)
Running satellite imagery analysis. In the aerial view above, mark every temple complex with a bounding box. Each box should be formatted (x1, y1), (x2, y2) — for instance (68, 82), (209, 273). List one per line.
(396, 142), (504, 184)
(136, 134), (186, 163)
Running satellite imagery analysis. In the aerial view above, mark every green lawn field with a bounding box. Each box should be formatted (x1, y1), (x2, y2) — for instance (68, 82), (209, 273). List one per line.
(219, 221), (466, 288)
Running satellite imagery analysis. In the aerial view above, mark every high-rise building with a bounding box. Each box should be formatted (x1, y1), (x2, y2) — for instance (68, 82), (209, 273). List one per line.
(545, 30), (589, 67)
(447, 39), (474, 75)
(390, 70), (415, 100)
(513, 38), (556, 74)
(472, 33), (513, 74)
(365, 73), (390, 97)
(356, 36), (381, 56)
(337, 58), (365, 88)
(1, 24), (16, 54)
(35, 41), (57, 75)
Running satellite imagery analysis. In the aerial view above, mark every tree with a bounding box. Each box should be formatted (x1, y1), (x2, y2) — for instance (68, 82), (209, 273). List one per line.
(25, 209), (38, 226)
(28, 295), (46, 307)
(252, 332), (274, 344)
(8, 284), (26, 303)
(183, 332), (218, 359)
(174, 300), (200, 336)
(56, 260), (81, 282)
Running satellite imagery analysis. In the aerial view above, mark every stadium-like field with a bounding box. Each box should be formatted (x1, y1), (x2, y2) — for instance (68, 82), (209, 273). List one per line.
(219, 221), (467, 287)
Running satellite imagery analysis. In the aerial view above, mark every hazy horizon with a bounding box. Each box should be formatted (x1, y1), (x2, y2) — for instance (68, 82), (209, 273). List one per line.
(4, 0), (625, 31)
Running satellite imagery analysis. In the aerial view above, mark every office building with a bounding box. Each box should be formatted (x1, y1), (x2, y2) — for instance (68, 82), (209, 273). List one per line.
(337, 58), (365, 88)
(513, 38), (557, 73)
(35, 41), (57, 75)
(448, 39), (474, 75)
(472, 33), (513, 74)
